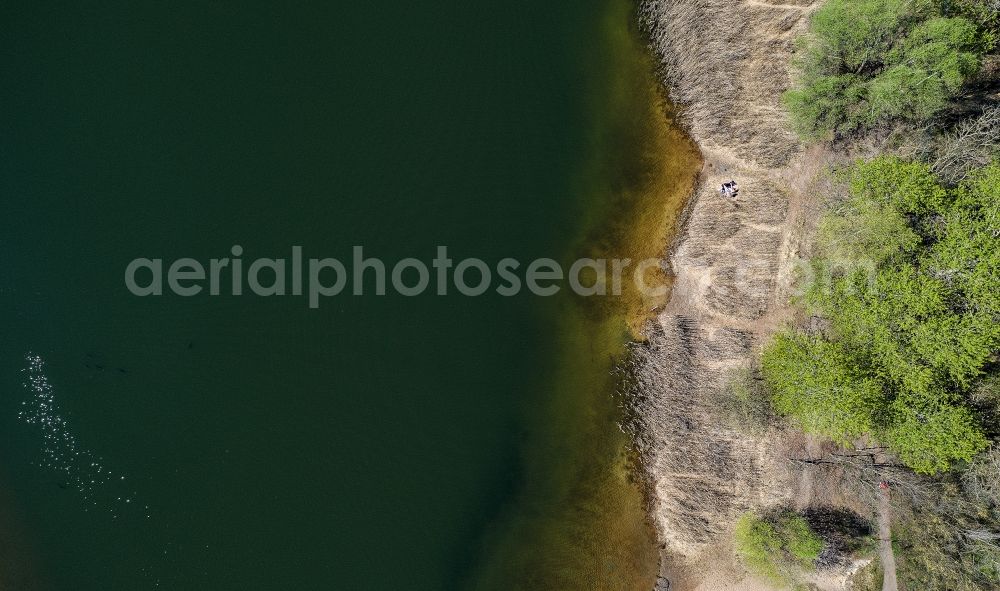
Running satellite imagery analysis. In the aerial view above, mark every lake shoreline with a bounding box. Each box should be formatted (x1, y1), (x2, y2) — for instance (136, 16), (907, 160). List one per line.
(634, 1), (828, 589)
(461, 1), (703, 588)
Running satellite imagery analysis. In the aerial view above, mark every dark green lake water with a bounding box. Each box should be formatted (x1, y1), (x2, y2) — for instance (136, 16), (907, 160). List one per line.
(0, 1), (698, 589)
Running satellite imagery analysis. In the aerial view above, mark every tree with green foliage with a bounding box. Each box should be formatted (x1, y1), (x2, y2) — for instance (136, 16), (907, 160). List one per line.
(784, 0), (990, 139)
(761, 332), (883, 442)
(763, 156), (999, 473)
(734, 511), (824, 584)
(950, 0), (1000, 35)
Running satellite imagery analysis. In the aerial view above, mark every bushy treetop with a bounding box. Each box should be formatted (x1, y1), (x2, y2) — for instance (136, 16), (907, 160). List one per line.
(764, 157), (998, 473)
(786, 0), (990, 139)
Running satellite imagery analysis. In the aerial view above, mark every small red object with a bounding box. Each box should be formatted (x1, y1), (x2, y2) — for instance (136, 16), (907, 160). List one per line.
(879, 481), (890, 490)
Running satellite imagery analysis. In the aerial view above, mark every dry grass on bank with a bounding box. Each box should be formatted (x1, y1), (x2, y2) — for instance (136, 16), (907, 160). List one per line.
(621, 322), (795, 556)
(640, 0), (816, 169)
(628, 1), (848, 588)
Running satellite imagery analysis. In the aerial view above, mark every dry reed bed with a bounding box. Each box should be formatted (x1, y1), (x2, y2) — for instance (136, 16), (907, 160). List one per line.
(628, 0), (823, 582)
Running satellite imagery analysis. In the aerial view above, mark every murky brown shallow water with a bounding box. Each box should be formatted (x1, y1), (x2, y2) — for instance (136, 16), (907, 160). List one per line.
(465, 1), (701, 589)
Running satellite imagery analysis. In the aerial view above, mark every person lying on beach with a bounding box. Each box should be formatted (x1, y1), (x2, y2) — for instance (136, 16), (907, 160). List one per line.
(719, 180), (740, 206)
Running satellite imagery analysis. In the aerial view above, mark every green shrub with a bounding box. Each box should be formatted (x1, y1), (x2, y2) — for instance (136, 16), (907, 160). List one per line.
(734, 512), (784, 581)
(783, 515), (826, 565)
(785, 0), (989, 139)
(884, 401), (988, 474)
(784, 74), (867, 140)
(734, 511), (824, 584)
(761, 332), (883, 442)
(844, 156), (949, 214)
(869, 17), (983, 122)
(804, 0), (933, 74)
(815, 193), (920, 266)
(948, 0), (1000, 35)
